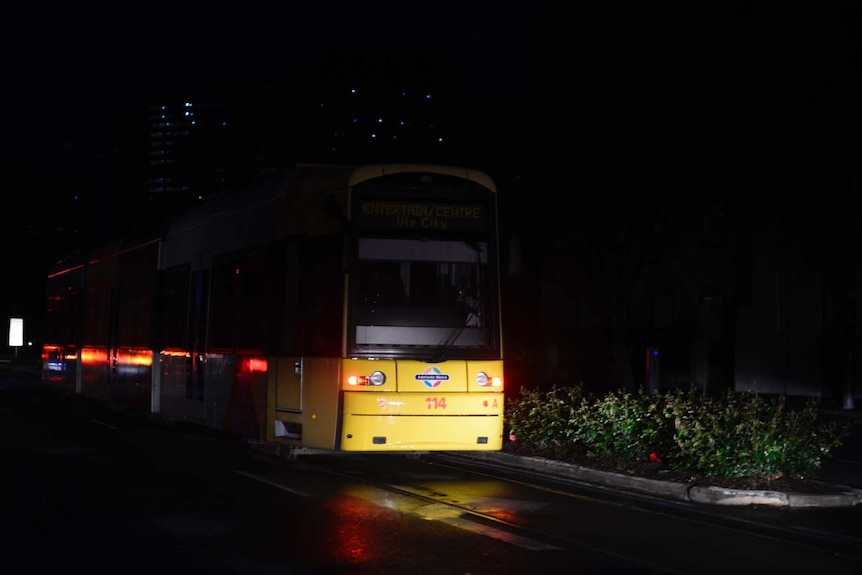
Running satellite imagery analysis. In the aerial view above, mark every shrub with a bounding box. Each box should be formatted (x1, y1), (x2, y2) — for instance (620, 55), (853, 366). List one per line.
(667, 390), (844, 478)
(505, 384), (586, 448)
(504, 385), (845, 480)
(572, 388), (672, 460)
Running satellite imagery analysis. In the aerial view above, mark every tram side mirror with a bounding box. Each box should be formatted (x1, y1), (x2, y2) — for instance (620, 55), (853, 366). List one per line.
(323, 194), (351, 231)
(323, 194), (357, 272)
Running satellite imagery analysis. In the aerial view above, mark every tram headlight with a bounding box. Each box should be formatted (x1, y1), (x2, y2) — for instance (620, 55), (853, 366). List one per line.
(348, 370), (387, 386)
(476, 371), (502, 387)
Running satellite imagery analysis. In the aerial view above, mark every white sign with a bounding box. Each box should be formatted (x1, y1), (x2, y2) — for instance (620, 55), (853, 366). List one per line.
(9, 318), (23, 347)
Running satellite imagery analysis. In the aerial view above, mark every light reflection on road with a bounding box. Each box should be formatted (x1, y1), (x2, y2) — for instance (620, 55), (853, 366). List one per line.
(339, 482), (559, 550)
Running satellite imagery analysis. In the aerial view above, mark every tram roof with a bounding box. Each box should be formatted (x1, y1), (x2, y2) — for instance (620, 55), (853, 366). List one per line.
(45, 163), (495, 276)
(157, 163), (494, 270)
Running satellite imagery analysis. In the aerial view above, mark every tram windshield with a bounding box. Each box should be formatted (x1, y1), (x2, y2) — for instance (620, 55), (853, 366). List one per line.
(349, 236), (497, 358)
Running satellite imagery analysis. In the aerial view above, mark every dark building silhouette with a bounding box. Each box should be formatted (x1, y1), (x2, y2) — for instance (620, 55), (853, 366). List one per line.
(145, 100), (231, 201)
(112, 50), (485, 225)
(41, 47), (861, 409)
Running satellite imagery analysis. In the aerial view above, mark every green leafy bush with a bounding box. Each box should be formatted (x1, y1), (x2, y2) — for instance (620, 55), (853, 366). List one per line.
(505, 385), (846, 480)
(505, 384), (586, 448)
(665, 389), (844, 478)
(571, 388), (672, 460)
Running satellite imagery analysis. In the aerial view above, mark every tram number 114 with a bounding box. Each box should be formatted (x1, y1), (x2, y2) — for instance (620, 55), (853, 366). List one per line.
(425, 397), (447, 410)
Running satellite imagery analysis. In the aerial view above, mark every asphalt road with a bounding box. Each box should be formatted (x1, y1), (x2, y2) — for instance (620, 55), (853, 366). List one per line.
(3, 365), (862, 574)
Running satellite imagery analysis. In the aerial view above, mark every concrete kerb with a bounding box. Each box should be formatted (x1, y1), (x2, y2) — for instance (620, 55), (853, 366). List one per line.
(441, 451), (862, 508)
(441, 451), (692, 501)
(688, 484), (862, 507)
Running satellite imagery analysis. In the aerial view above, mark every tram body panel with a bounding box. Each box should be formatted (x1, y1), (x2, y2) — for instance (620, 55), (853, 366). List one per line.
(339, 358), (503, 451)
(270, 357), (342, 450)
(340, 391), (504, 451)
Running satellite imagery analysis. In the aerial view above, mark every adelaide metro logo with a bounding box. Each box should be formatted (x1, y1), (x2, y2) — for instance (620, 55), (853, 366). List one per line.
(415, 366), (449, 388)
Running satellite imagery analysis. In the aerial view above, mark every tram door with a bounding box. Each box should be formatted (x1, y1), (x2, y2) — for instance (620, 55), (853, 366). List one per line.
(189, 268), (210, 403)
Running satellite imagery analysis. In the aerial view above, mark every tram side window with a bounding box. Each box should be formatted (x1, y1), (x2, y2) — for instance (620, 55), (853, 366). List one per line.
(116, 242), (159, 349)
(117, 275), (155, 348)
(44, 286), (81, 349)
(236, 248), (269, 353)
(161, 265), (190, 350)
(209, 254), (238, 352)
(298, 237), (343, 357)
(279, 240), (300, 355)
(83, 285), (112, 347)
(208, 249), (271, 354)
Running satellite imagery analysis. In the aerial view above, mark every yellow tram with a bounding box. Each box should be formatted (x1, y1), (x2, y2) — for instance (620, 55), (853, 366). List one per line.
(42, 164), (505, 452)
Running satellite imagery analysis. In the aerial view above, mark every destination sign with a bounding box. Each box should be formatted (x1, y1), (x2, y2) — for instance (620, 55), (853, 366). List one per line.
(359, 201), (485, 232)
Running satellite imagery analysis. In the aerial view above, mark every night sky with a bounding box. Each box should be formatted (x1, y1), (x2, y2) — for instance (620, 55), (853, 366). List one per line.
(3, 1), (534, 168)
(3, 1), (861, 345)
(5, 3), (859, 180)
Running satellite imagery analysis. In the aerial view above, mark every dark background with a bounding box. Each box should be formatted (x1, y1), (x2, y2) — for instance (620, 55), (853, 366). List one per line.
(3, 1), (861, 396)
